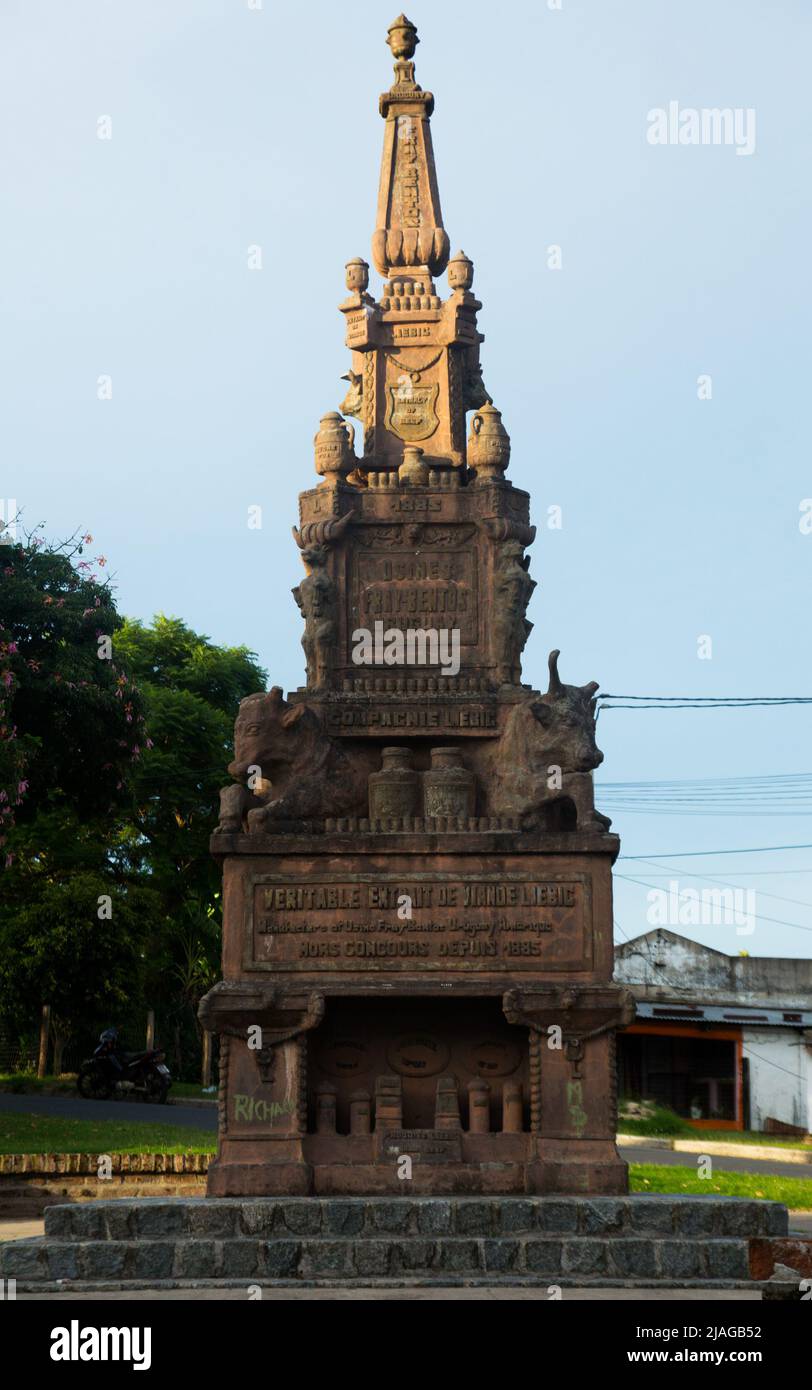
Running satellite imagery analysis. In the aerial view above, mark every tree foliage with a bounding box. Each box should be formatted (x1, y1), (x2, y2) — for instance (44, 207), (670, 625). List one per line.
(0, 537), (267, 1075)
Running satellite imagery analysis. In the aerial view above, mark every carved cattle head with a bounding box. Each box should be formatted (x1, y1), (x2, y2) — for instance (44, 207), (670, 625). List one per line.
(530, 650), (603, 771)
(340, 371), (364, 420)
(227, 686), (308, 781)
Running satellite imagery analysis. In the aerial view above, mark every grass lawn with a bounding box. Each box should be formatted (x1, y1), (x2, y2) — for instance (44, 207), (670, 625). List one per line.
(0, 1073), (76, 1095)
(620, 1103), (810, 1148)
(0, 1111), (216, 1156)
(630, 1163), (812, 1209)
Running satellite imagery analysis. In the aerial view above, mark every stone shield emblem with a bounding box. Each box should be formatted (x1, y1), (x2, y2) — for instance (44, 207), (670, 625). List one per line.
(385, 380), (440, 442)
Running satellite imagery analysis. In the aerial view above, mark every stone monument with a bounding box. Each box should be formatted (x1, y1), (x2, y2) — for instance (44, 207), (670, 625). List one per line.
(199, 14), (636, 1198)
(3, 17), (806, 1299)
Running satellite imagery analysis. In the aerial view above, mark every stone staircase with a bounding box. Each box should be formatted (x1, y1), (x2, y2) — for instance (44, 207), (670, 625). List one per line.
(0, 1195), (801, 1291)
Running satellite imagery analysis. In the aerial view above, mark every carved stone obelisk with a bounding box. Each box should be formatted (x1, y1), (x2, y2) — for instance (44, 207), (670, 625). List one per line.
(200, 15), (634, 1197)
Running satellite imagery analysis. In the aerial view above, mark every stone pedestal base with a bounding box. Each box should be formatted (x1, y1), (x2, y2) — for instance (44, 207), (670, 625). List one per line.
(206, 1136), (629, 1198)
(206, 1158), (313, 1198)
(526, 1140), (629, 1196)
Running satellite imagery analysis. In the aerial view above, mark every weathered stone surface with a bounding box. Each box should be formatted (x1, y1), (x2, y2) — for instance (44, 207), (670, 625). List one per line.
(355, 1241), (392, 1277)
(675, 1201), (718, 1237)
(484, 1239), (520, 1272)
(436, 1239), (480, 1272)
(324, 1200), (365, 1236)
(628, 1199), (676, 1235)
(174, 1241), (217, 1280)
(262, 1241), (300, 1278)
(187, 1204), (237, 1238)
(523, 1240), (563, 1277)
(393, 1240), (435, 1270)
(0, 1238), (45, 1278)
(221, 1239), (262, 1278)
(0, 1196), (791, 1289)
(537, 1200), (580, 1233)
(607, 1240), (657, 1280)
(705, 1241), (750, 1279)
(304, 1241), (351, 1276)
(80, 1242), (128, 1280)
(581, 1199), (625, 1236)
(239, 1201), (282, 1236)
(417, 1200), (452, 1234)
(454, 1201), (493, 1235)
(562, 1240), (608, 1277)
(129, 1241), (175, 1281)
(371, 1201), (412, 1234)
(499, 1200), (535, 1233)
(282, 1202), (323, 1236)
(134, 1203), (185, 1238)
(659, 1241), (704, 1279)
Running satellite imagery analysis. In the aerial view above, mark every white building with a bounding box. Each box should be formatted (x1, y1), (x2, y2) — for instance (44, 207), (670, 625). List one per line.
(614, 929), (812, 1134)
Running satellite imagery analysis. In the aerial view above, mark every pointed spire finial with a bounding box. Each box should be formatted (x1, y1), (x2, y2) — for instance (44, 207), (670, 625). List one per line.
(374, 18), (449, 280)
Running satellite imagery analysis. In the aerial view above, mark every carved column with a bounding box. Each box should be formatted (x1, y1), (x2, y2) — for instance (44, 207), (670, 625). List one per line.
(503, 986), (636, 1194)
(199, 982), (324, 1196)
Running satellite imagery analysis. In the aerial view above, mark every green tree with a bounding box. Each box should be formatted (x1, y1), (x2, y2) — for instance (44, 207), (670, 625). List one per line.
(0, 545), (267, 1077)
(114, 614), (266, 901)
(0, 531), (152, 1056)
(113, 616), (266, 1073)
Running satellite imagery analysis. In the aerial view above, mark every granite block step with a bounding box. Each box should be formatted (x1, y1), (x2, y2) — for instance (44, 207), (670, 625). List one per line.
(0, 1233), (763, 1286)
(39, 1195), (791, 1241)
(0, 1197), (794, 1291)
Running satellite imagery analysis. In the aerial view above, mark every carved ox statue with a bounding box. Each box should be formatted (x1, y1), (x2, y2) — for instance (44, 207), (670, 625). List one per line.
(487, 650), (611, 832)
(216, 687), (369, 832)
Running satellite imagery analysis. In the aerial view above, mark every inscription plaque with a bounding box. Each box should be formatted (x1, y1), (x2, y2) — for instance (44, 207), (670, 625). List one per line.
(247, 872), (591, 974)
(353, 547), (478, 644)
(380, 1129), (462, 1163)
(325, 701), (498, 736)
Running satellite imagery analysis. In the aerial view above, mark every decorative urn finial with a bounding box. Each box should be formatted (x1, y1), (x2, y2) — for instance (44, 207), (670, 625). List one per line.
(448, 250), (474, 292)
(386, 14), (419, 62)
(345, 257), (370, 295)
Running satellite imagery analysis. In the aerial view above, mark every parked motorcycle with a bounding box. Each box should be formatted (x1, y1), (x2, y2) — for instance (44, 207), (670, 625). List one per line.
(77, 1028), (172, 1104)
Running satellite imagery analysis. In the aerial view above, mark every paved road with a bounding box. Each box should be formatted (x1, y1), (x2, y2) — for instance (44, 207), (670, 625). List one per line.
(0, 1092), (216, 1131)
(624, 1144), (812, 1183)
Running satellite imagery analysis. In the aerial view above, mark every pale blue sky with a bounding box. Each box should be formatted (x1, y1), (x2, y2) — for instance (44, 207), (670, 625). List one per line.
(3, 1), (810, 955)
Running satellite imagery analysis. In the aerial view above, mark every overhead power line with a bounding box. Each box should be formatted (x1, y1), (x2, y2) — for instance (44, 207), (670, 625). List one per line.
(618, 843), (812, 860)
(626, 856), (812, 912)
(597, 773), (812, 817)
(614, 871), (812, 934)
(598, 695), (812, 711)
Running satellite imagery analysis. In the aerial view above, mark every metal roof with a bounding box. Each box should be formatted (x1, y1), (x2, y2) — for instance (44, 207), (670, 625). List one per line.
(631, 1001), (812, 1029)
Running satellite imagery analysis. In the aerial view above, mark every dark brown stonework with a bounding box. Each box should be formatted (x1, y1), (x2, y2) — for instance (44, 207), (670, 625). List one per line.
(200, 17), (633, 1198)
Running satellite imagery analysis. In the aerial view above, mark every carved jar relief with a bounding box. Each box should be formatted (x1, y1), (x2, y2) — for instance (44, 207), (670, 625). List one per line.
(422, 747), (476, 819)
(368, 746), (421, 820)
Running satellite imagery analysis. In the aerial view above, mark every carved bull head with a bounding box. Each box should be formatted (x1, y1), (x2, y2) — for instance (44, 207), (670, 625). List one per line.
(227, 686), (307, 781)
(531, 650), (603, 770)
(340, 370), (364, 420)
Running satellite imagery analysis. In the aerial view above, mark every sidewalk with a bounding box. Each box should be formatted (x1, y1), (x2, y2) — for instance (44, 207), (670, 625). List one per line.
(617, 1134), (812, 1165)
